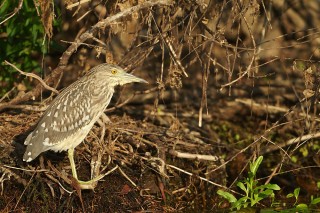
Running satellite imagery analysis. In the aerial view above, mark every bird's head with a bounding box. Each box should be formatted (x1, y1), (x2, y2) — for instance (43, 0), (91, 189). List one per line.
(91, 63), (148, 87)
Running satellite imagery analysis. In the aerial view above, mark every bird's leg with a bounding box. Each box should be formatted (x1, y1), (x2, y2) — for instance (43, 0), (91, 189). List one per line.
(90, 113), (110, 180)
(101, 112), (111, 124)
(68, 147), (107, 190)
(68, 148), (78, 180)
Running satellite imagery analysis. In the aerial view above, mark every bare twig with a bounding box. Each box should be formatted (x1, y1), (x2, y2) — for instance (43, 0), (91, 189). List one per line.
(198, 42), (212, 127)
(45, 173), (73, 194)
(262, 132), (320, 154)
(0, 0), (23, 25)
(167, 164), (242, 196)
(0, 87), (15, 103)
(47, 161), (72, 185)
(77, 10), (92, 22)
(118, 166), (137, 187)
(163, 35), (188, 78)
(4, 60), (59, 94)
(14, 172), (36, 210)
(66, 0), (91, 10)
(3, 104), (48, 111)
(2, 164), (49, 173)
(236, 98), (319, 120)
(60, 40), (105, 49)
(169, 150), (218, 161)
(220, 2), (258, 89)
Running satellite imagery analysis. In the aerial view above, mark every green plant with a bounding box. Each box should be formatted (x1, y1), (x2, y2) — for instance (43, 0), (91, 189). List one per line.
(0, 0), (61, 95)
(286, 187), (320, 210)
(0, 0), (43, 92)
(310, 195), (320, 206)
(217, 156), (280, 210)
(286, 187), (300, 206)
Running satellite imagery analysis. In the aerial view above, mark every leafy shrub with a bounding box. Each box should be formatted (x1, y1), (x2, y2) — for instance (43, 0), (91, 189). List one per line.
(0, 0), (49, 95)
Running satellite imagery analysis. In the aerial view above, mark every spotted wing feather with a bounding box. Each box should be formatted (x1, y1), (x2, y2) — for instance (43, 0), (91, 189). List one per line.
(23, 76), (112, 162)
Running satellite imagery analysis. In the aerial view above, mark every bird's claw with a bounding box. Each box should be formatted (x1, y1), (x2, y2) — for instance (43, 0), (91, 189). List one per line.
(70, 173), (107, 190)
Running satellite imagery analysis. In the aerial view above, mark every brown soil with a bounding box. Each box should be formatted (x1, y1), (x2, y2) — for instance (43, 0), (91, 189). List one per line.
(1, 73), (320, 211)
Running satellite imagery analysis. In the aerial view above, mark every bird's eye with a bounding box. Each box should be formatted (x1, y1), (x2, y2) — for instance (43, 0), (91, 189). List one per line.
(111, 69), (117, 75)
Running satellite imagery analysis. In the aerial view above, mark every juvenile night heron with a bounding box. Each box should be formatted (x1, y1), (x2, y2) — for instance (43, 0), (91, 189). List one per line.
(23, 63), (147, 188)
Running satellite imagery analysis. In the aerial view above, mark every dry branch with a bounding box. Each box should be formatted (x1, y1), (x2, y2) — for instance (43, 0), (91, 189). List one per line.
(262, 132), (320, 155)
(0, 0), (23, 25)
(66, 0), (90, 10)
(0, 0), (172, 112)
(169, 149), (218, 161)
(4, 60), (59, 94)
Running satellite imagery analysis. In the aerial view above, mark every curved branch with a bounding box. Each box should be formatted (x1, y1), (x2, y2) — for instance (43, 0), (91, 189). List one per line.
(4, 60), (59, 94)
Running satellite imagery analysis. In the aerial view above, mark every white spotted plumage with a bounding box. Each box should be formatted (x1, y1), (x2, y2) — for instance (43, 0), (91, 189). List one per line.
(23, 63), (147, 162)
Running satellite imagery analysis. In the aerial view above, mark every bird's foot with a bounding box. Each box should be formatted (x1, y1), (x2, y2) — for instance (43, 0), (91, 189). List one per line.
(71, 173), (107, 190)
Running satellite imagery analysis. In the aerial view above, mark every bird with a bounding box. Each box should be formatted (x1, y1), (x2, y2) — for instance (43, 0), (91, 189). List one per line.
(23, 63), (147, 188)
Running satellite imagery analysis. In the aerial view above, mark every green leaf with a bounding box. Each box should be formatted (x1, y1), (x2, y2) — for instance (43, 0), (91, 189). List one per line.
(255, 184), (278, 191)
(258, 189), (274, 197)
(286, 193), (294, 198)
(291, 156), (298, 163)
(217, 190), (237, 203)
(0, 0), (10, 15)
(234, 197), (248, 210)
(251, 194), (264, 206)
(250, 156), (263, 175)
(264, 183), (280, 190)
(293, 188), (300, 198)
(311, 197), (320, 205)
(237, 182), (247, 193)
(296, 203), (308, 209)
